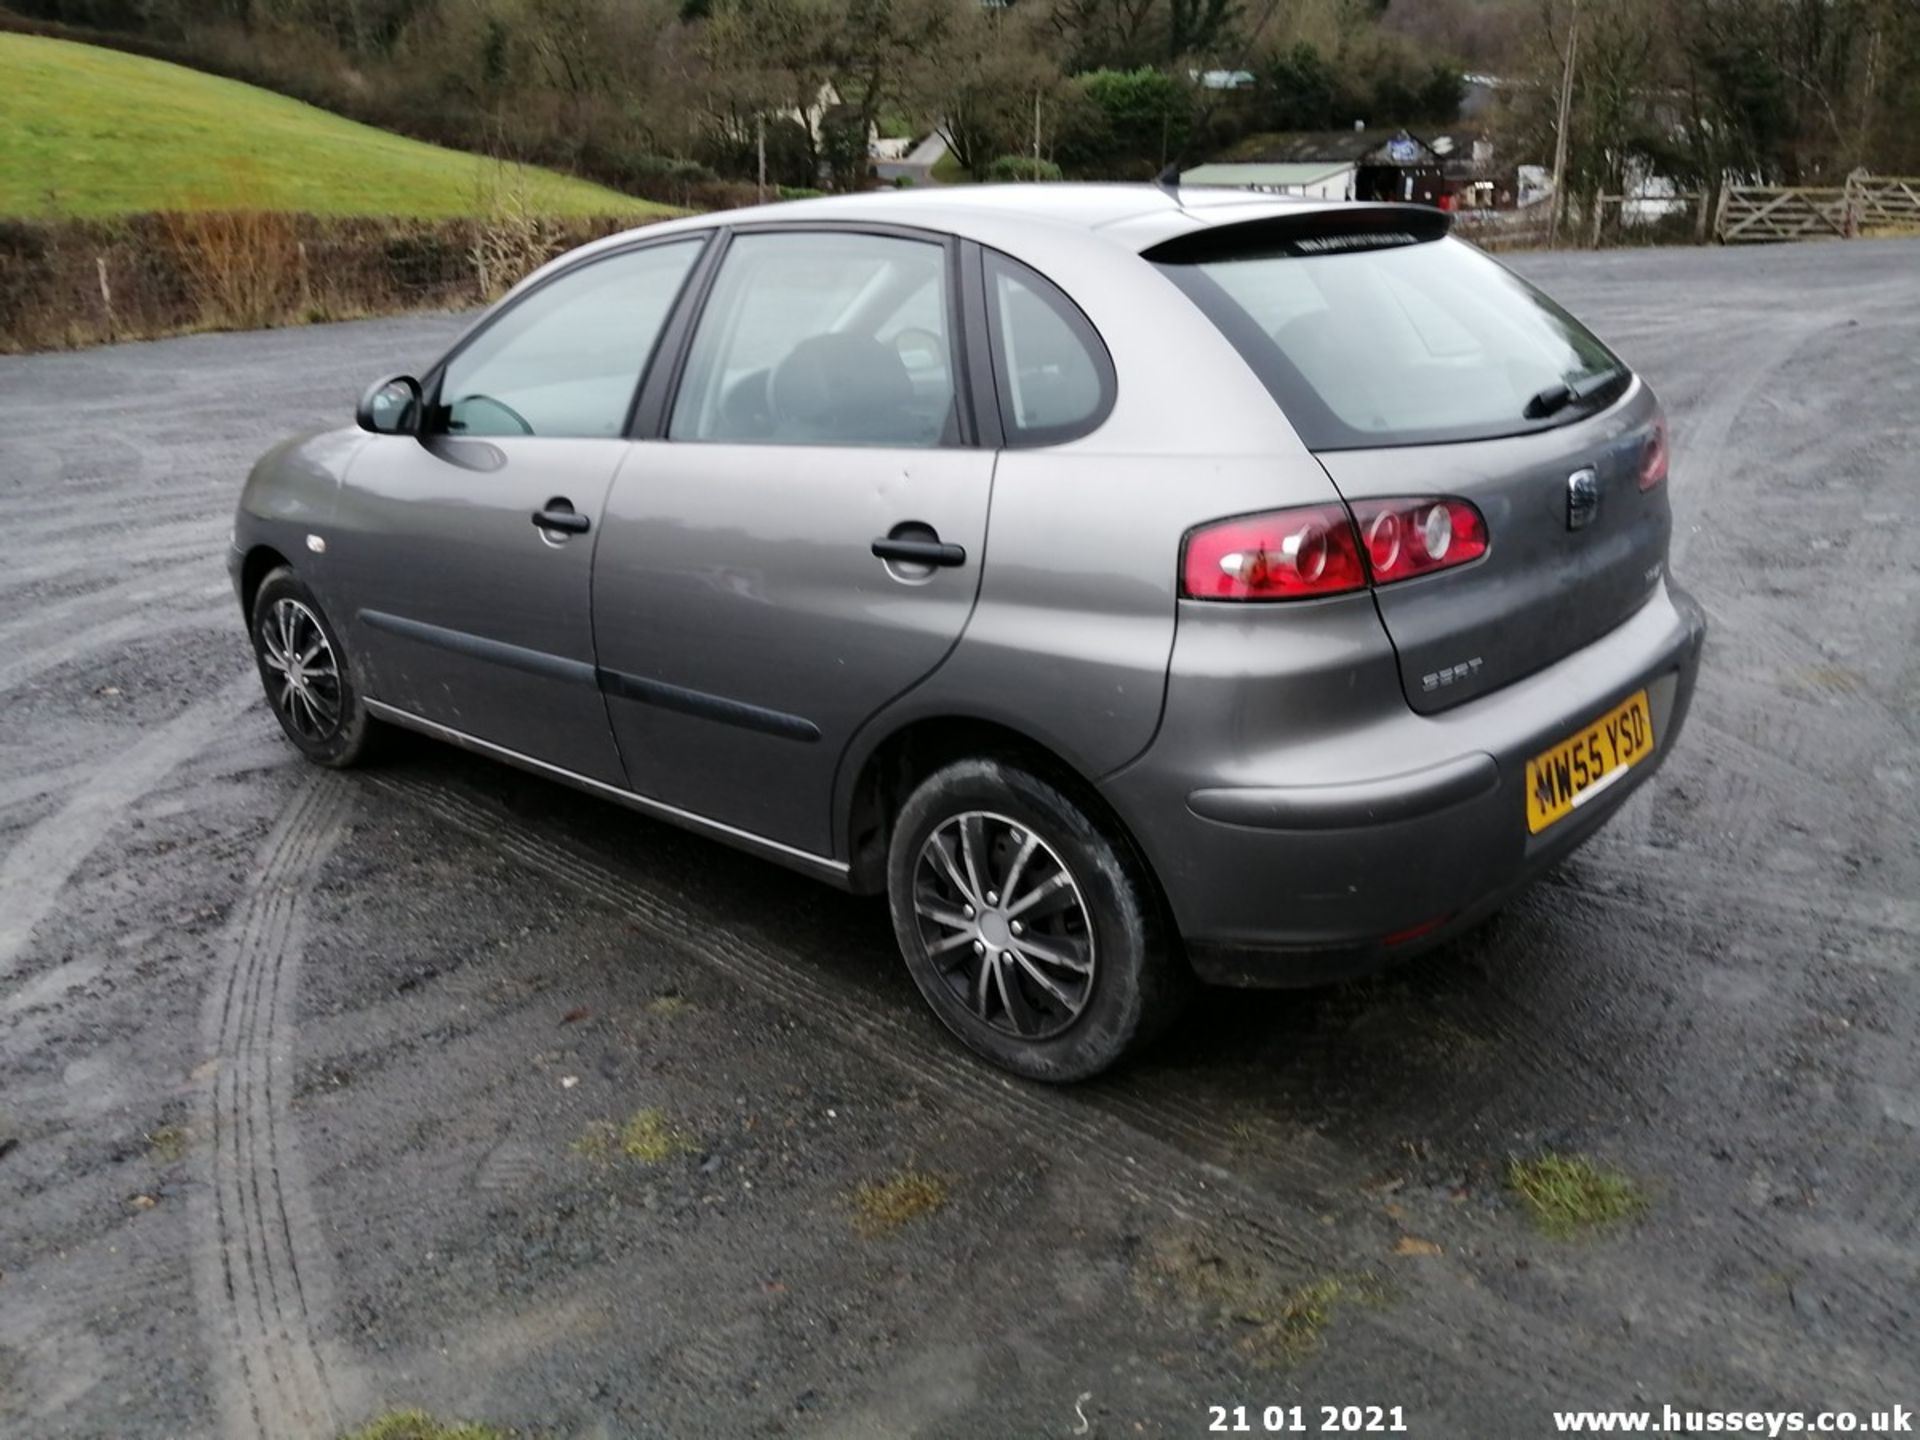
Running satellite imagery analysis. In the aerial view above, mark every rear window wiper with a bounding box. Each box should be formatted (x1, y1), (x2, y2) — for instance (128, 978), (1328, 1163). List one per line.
(1524, 368), (1622, 420)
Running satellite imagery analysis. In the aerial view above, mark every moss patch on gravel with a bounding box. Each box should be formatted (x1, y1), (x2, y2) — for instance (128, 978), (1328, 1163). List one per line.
(339, 1411), (508, 1440)
(851, 1170), (948, 1236)
(573, 1108), (696, 1164)
(1138, 1233), (1384, 1367)
(146, 1124), (191, 1163)
(1508, 1153), (1646, 1237)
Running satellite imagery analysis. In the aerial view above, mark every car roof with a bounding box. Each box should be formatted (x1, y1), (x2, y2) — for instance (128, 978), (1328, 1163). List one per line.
(509, 184), (1446, 308)
(740, 182), (1322, 235)
(542, 184), (1358, 269)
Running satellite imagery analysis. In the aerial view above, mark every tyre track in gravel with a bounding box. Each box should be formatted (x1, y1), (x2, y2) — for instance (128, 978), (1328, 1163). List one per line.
(1545, 853), (1919, 959)
(191, 775), (360, 1440)
(1599, 314), (1836, 853)
(0, 759), (99, 816)
(9, 502), (228, 554)
(363, 777), (1597, 1408)
(1543, 865), (1920, 1348)
(1662, 318), (1833, 574)
(0, 530), (221, 594)
(0, 667), (261, 981)
(367, 770), (1882, 1407)
(0, 602), (236, 697)
(0, 554), (231, 650)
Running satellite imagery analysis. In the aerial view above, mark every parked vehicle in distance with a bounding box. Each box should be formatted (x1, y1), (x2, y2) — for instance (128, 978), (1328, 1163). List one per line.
(231, 185), (1707, 1081)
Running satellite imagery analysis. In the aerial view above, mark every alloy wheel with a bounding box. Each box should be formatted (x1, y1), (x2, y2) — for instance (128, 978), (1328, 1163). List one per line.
(910, 811), (1096, 1040)
(257, 598), (342, 742)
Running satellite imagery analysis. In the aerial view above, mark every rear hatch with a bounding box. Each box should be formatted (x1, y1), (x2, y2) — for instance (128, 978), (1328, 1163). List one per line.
(1151, 210), (1672, 712)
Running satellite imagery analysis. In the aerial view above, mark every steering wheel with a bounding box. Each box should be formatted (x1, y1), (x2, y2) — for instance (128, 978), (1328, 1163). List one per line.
(448, 393), (534, 437)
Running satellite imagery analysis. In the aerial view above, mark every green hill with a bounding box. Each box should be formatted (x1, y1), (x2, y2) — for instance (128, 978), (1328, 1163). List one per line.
(0, 32), (668, 220)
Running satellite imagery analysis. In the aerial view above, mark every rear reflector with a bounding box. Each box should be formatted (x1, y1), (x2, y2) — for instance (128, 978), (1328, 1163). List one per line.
(1381, 914), (1451, 947)
(1639, 415), (1669, 491)
(1181, 497), (1487, 602)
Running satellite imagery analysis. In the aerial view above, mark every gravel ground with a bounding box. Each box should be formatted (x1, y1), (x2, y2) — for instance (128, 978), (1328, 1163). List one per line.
(1, 238), (1916, 1440)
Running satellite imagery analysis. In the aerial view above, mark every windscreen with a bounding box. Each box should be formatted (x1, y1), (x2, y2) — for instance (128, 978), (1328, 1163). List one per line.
(1152, 232), (1627, 449)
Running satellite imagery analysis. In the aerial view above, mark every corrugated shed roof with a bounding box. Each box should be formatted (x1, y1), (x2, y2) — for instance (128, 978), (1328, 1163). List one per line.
(1180, 162), (1353, 188)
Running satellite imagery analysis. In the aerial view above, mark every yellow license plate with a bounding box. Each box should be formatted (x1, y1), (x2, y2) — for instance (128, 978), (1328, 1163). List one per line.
(1525, 690), (1655, 834)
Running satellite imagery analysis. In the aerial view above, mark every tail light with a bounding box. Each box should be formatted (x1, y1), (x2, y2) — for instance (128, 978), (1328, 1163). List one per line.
(1350, 497), (1487, 583)
(1181, 503), (1367, 600)
(1181, 498), (1487, 602)
(1638, 415), (1669, 491)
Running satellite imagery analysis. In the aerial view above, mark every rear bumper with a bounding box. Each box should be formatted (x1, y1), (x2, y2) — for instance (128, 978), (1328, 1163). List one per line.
(1102, 580), (1708, 987)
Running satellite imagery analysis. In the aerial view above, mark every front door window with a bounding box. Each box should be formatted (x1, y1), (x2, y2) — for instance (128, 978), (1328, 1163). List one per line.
(437, 239), (703, 438)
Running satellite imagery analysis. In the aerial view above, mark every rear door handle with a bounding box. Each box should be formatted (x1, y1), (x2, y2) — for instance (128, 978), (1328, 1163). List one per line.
(871, 537), (966, 567)
(532, 505), (591, 535)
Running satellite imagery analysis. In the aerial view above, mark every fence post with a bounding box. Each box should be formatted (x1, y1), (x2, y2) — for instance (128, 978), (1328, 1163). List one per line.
(95, 254), (115, 342)
(1693, 190), (1711, 244)
(1712, 186), (1732, 244)
(1589, 197), (1606, 249)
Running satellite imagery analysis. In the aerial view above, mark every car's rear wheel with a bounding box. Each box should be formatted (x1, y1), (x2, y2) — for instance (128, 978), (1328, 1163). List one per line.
(886, 758), (1189, 1081)
(248, 567), (381, 768)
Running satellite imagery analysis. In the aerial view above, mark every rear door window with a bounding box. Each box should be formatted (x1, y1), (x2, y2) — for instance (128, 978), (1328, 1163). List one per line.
(669, 230), (956, 448)
(1152, 230), (1626, 449)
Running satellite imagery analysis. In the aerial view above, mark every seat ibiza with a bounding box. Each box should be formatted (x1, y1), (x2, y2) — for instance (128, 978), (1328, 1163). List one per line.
(230, 185), (1706, 1081)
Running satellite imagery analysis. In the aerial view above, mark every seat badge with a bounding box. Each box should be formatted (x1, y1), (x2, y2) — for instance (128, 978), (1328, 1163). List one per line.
(1566, 468), (1600, 531)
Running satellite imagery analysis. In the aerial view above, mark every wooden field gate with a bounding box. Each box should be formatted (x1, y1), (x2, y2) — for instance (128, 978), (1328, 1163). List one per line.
(1717, 173), (1920, 243)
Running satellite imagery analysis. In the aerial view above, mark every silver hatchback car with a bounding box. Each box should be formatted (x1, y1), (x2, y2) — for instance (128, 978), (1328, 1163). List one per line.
(231, 185), (1706, 1081)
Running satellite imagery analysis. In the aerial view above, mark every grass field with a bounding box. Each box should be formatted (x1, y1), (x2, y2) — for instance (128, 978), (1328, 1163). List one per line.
(0, 32), (667, 219)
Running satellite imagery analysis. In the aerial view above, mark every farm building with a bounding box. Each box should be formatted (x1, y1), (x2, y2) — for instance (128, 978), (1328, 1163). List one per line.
(1182, 128), (1446, 206)
(1178, 160), (1355, 199)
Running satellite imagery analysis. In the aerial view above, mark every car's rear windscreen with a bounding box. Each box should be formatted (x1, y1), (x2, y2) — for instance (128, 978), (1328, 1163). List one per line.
(1150, 225), (1628, 450)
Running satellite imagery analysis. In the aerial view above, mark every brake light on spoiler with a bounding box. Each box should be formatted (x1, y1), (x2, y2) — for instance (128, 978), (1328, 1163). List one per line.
(1181, 498), (1488, 602)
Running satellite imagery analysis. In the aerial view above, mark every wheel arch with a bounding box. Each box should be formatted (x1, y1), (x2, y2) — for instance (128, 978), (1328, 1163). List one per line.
(837, 713), (1169, 918)
(239, 544), (292, 619)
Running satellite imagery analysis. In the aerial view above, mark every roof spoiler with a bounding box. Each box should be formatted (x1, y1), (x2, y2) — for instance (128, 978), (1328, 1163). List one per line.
(1145, 204), (1450, 264)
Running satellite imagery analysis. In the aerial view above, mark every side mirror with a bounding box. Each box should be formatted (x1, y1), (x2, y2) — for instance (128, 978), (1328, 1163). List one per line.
(356, 374), (422, 435)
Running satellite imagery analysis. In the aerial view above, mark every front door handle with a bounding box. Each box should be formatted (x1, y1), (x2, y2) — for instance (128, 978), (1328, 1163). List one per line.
(872, 536), (966, 567)
(532, 502), (591, 535)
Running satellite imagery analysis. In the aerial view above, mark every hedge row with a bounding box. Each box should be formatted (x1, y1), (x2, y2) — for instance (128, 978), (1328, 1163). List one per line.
(0, 210), (652, 352)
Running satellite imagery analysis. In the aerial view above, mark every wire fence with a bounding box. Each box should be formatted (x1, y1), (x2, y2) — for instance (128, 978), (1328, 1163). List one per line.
(1448, 208), (1554, 252)
(1587, 194), (1713, 248)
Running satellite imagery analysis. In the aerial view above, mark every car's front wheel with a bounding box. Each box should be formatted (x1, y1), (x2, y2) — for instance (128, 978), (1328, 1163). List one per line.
(248, 567), (381, 768)
(886, 758), (1189, 1081)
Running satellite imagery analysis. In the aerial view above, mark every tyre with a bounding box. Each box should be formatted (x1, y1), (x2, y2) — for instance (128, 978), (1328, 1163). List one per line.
(886, 757), (1190, 1081)
(248, 567), (381, 768)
